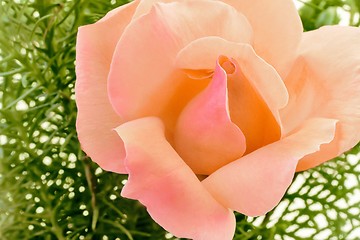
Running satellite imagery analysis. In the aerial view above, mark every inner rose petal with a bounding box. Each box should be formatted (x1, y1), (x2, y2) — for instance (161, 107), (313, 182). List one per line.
(174, 58), (246, 175)
(219, 56), (236, 74)
(227, 60), (281, 153)
(176, 37), (288, 153)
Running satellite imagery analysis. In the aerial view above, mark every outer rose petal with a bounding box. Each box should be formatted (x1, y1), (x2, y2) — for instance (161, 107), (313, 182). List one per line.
(132, 0), (171, 19)
(221, 0), (303, 78)
(174, 58), (246, 175)
(281, 26), (360, 171)
(203, 118), (337, 216)
(75, 0), (139, 173)
(115, 117), (236, 240)
(108, 0), (252, 122)
(131, 0), (301, 78)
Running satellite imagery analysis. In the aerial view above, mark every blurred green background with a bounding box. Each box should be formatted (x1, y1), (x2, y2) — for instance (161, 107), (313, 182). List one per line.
(0, 0), (359, 239)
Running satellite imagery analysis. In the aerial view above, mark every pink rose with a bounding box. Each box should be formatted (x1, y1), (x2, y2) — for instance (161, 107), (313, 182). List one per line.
(75, 0), (360, 239)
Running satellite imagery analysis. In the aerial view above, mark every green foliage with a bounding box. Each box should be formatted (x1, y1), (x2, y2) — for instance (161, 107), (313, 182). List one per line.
(298, 0), (360, 30)
(0, 0), (359, 239)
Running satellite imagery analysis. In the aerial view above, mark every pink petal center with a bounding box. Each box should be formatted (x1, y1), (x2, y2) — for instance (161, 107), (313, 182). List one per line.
(174, 57), (246, 175)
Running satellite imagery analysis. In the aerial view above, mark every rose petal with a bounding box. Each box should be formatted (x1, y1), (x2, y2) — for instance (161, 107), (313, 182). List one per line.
(108, 0), (253, 122)
(115, 117), (236, 240)
(131, 0), (169, 19)
(203, 118), (337, 216)
(176, 38), (289, 120)
(75, 0), (139, 173)
(132, 0), (253, 44)
(281, 26), (360, 171)
(175, 36), (244, 70)
(221, 0), (303, 78)
(228, 43), (289, 118)
(175, 38), (289, 152)
(279, 58), (318, 135)
(132, 0), (301, 79)
(227, 45), (288, 153)
(174, 58), (246, 175)
(141, 0), (253, 46)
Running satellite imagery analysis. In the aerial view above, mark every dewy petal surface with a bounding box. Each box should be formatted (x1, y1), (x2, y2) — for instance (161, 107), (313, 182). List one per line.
(221, 0), (303, 78)
(281, 26), (360, 171)
(174, 58), (246, 175)
(116, 117), (235, 240)
(75, 0), (139, 173)
(203, 118), (337, 216)
(108, 0), (252, 123)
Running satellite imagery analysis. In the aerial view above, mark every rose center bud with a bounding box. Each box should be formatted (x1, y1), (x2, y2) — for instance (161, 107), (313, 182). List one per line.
(219, 56), (236, 75)
(174, 57), (247, 175)
(174, 53), (283, 175)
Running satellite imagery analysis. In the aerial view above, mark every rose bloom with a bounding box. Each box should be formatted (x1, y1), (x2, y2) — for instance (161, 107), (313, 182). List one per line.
(75, 0), (360, 239)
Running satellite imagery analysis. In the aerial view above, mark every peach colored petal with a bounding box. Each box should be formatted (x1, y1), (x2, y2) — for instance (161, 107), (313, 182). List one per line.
(75, 0), (139, 173)
(228, 66), (281, 153)
(279, 58), (321, 135)
(175, 36), (243, 70)
(132, 0), (253, 44)
(203, 118), (337, 216)
(228, 45), (288, 129)
(225, 47), (287, 152)
(279, 59), (340, 171)
(108, 0), (253, 122)
(221, 0), (303, 78)
(115, 117), (236, 240)
(174, 58), (246, 175)
(175, 37), (289, 152)
(142, 1), (253, 46)
(98, 1), (137, 22)
(158, 71), (210, 139)
(280, 26), (360, 171)
(131, 0), (169, 19)
(132, 0), (301, 78)
(176, 38), (288, 123)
